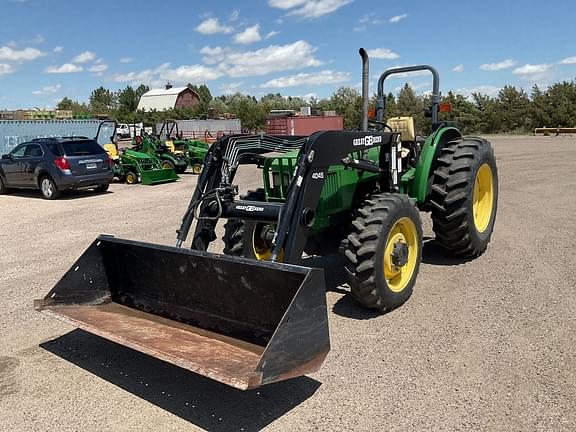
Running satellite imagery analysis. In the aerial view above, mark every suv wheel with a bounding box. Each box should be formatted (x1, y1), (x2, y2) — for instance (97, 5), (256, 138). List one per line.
(0, 176), (7, 195)
(95, 184), (109, 193)
(40, 176), (60, 200)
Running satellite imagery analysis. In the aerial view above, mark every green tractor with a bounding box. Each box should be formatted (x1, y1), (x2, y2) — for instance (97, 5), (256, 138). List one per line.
(97, 121), (179, 185)
(132, 127), (188, 174)
(37, 49), (497, 390)
(159, 120), (209, 174)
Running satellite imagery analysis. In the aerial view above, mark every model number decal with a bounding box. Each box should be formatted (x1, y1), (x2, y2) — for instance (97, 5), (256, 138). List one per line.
(311, 172), (324, 179)
(236, 205), (265, 212)
(353, 135), (382, 147)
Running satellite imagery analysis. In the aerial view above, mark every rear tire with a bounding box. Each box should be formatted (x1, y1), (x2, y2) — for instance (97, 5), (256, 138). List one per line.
(0, 176), (7, 195)
(95, 184), (109, 193)
(161, 159), (175, 171)
(191, 163), (202, 175)
(344, 193), (423, 312)
(39, 176), (60, 200)
(429, 137), (498, 257)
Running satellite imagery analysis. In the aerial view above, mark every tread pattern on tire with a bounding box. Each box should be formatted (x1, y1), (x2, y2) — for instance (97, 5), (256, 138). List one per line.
(344, 193), (421, 311)
(429, 137), (496, 257)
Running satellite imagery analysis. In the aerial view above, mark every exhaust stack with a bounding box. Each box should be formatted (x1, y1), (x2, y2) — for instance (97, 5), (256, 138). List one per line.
(359, 48), (369, 131)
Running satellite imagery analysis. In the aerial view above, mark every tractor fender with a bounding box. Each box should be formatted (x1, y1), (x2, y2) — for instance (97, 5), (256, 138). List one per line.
(410, 127), (462, 205)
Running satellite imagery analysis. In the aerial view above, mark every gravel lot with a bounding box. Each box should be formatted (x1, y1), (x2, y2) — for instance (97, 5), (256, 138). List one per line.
(1, 135), (575, 432)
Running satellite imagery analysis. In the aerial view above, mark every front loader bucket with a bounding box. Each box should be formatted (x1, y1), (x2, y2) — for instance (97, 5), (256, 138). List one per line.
(140, 167), (179, 185)
(35, 236), (329, 390)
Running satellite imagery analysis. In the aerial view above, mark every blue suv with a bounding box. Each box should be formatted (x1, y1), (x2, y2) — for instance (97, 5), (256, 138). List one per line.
(0, 137), (113, 199)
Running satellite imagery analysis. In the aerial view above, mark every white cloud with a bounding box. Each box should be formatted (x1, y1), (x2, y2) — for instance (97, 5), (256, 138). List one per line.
(113, 40), (323, 86)
(0, 46), (45, 61)
(53, 46), (63, 53)
(32, 84), (61, 95)
(456, 85), (501, 99)
(0, 63), (15, 75)
(559, 56), (576, 65)
(229, 9), (240, 21)
(479, 59), (517, 71)
(389, 13), (407, 23)
(201, 40), (322, 77)
(161, 64), (223, 82)
(195, 18), (233, 34)
(265, 30), (280, 39)
(268, 0), (306, 8)
(512, 63), (553, 81)
(88, 63), (108, 74)
(72, 51), (96, 63)
(269, 0), (352, 18)
(220, 81), (244, 94)
(45, 63), (83, 74)
(453, 64), (464, 73)
(120, 57), (134, 63)
(234, 25), (262, 44)
(261, 69), (350, 88)
(367, 48), (399, 60)
(111, 63), (222, 86)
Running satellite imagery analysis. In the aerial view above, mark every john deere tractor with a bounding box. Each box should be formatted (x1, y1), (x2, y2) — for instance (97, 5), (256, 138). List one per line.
(96, 121), (179, 185)
(133, 129), (188, 174)
(37, 48), (497, 390)
(159, 120), (209, 174)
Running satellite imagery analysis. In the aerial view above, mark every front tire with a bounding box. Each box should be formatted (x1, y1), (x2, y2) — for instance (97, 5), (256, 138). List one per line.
(223, 189), (279, 260)
(344, 193), (423, 312)
(39, 176), (60, 200)
(430, 137), (498, 257)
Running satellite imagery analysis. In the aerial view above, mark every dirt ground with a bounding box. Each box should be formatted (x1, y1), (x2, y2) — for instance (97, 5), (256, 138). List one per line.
(0, 135), (575, 432)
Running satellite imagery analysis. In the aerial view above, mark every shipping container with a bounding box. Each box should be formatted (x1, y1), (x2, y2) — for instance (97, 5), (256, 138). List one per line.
(265, 115), (343, 136)
(0, 120), (113, 155)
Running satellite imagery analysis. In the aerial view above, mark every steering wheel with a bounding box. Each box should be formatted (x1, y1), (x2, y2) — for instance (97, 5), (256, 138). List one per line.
(368, 119), (394, 132)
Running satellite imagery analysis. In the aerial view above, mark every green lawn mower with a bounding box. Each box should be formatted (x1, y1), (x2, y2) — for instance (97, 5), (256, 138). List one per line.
(37, 48), (498, 391)
(97, 121), (179, 185)
(159, 120), (209, 174)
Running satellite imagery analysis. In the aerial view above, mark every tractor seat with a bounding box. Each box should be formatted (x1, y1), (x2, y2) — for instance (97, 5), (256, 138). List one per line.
(103, 143), (120, 160)
(386, 116), (416, 142)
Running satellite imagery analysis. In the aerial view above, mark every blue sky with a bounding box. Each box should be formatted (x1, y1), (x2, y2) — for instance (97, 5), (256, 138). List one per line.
(1, 0), (575, 109)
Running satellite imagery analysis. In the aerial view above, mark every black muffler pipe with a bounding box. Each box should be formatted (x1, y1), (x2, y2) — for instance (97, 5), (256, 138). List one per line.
(359, 48), (369, 131)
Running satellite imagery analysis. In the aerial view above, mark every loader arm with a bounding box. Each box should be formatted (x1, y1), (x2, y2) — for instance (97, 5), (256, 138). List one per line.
(178, 130), (400, 264)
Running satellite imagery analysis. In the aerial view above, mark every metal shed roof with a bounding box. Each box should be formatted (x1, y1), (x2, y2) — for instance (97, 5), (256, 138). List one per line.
(137, 87), (190, 111)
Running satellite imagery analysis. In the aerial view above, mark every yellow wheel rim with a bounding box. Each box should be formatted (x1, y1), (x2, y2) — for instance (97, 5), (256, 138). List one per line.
(126, 174), (136, 184)
(383, 217), (419, 293)
(161, 162), (172, 170)
(472, 163), (494, 233)
(252, 223), (283, 261)
(193, 164), (202, 174)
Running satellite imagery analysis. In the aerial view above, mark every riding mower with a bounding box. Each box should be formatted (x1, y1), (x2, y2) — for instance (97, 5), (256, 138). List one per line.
(159, 120), (209, 174)
(36, 49), (498, 390)
(97, 121), (179, 185)
(132, 128), (188, 174)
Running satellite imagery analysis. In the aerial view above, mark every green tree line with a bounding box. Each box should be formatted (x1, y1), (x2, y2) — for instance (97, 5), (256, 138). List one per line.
(57, 79), (576, 134)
